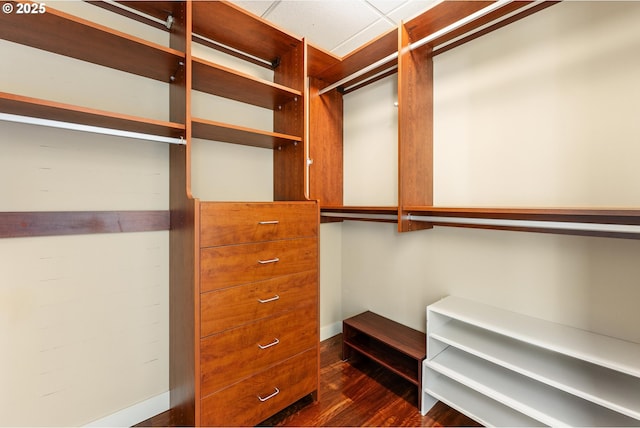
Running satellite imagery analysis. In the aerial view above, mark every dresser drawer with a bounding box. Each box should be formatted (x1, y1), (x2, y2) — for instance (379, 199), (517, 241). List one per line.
(200, 237), (317, 292)
(200, 305), (317, 397)
(201, 271), (317, 337)
(200, 348), (318, 427)
(200, 202), (318, 247)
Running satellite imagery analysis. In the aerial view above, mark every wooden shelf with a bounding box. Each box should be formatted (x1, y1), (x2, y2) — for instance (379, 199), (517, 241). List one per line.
(192, 1), (302, 65)
(0, 3), (185, 83)
(192, 57), (301, 110)
(0, 92), (185, 139)
(346, 333), (421, 385)
(307, 44), (341, 80)
(404, 206), (640, 239)
(192, 117), (301, 149)
(343, 311), (426, 407)
(404, 1), (544, 48)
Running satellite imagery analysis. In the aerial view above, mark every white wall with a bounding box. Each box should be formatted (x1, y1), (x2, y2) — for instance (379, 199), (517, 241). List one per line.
(336, 1), (640, 344)
(319, 222), (343, 339)
(0, 2), (170, 425)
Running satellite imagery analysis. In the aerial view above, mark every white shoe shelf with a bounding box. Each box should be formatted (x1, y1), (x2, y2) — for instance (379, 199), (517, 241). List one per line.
(421, 296), (640, 427)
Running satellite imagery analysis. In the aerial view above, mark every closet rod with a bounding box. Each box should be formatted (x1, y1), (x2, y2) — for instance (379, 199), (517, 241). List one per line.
(0, 113), (185, 145)
(193, 33), (275, 69)
(321, 212), (398, 221)
(431, 0), (548, 55)
(408, 0), (513, 51)
(408, 215), (640, 235)
(341, 64), (398, 94)
(100, 0), (170, 28)
(317, 52), (397, 96)
(317, 0), (513, 96)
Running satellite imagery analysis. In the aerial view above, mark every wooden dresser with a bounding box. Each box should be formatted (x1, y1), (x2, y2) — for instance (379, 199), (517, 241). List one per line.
(196, 201), (319, 426)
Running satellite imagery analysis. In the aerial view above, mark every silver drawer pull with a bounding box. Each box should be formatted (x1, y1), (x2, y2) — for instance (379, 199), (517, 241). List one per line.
(258, 257), (279, 264)
(258, 338), (280, 349)
(258, 220), (279, 225)
(258, 295), (280, 304)
(257, 387), (280, 402)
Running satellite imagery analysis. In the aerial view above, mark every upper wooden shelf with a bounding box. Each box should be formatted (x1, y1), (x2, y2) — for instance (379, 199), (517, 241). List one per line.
(0, 92), (185, 139)
(405, 1), (559, 56)
(192, 117), (301, 149)
(192, 57), (301, 110)
(0, 2), (185, 83)
(307, 44), (341, 79)
(192, 1), (301, 65)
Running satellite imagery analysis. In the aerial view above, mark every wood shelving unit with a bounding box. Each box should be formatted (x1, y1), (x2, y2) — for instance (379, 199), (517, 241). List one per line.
(343, 311), (426, 408)
(307, 0), (640, 239)
(0, 2), (184, 83)
(192, 57), (302, 110)
(308, 1), (562, 231)
(191, 1), (301, 64)
(191, 118), (301, 149)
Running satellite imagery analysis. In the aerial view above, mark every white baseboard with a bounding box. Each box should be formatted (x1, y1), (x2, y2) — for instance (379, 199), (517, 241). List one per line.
(84, 391), (170, 427)
(320, 321), (342, 341)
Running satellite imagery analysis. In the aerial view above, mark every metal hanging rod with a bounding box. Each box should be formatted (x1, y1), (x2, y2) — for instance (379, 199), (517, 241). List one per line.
(321, 212), (398, 221)
(317, 51), (398, 96)
(101, 0), (173, 29)
(341, 64), (399, 94)
(408, 0), (514, 51)
(432, 0), (547, 54)
(320, 210), (640, 235)
(408, 215), (640, 235)
(0, 113), (185, 145)
(192, 33), (276, 69)
(317, 0), (514, 96)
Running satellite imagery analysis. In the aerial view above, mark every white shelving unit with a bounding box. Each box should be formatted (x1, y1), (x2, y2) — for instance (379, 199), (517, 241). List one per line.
(422, 296), (640, 427)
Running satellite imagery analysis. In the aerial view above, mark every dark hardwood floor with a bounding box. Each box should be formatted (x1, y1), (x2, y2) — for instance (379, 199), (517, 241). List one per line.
(136, 334), (481, 427)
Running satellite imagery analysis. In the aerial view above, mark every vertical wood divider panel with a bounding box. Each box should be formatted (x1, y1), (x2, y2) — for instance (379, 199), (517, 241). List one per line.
(168, 2), (199, 426)
(398, 23), (433, 232)
(308, 77), (343, 206)
(274, 41), (307, 201)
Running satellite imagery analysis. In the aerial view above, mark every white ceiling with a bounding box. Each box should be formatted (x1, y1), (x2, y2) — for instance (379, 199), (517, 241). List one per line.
(230, 0), (441, 57)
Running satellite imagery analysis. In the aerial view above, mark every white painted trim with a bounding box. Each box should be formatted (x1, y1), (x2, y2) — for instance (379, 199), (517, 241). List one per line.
(321, 321), (343, 341)
(84, 391), (170, 427)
